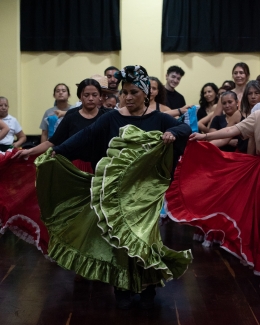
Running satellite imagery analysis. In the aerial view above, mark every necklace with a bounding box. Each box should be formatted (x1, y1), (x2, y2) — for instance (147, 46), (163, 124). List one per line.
(141, 106), (148, 116)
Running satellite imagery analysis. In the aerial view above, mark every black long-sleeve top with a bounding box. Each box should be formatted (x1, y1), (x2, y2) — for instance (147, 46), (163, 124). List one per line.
(53, 110), (192, 170)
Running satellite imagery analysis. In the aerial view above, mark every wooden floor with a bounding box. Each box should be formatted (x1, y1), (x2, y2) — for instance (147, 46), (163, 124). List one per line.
(1, 223), (260, 325)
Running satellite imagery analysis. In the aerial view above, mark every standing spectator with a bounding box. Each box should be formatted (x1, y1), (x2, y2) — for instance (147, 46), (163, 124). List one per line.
(39, 83), (72, 143)
(231, 62), (250, 103)
(104, 66), (120, 91)
(165, 66), (186, 110)
(103, 94), (117, 109)
(0, 96), (26, 151)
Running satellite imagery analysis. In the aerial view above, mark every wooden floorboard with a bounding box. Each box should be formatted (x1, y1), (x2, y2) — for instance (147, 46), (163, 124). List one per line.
(0, 223), (260, 325)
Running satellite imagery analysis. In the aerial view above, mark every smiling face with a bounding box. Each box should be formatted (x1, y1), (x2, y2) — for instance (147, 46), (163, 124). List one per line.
(80, 85), (101, 110)
(166, 72), (182, 90)
(203, 86), (217, 104)
(150, 80), (159, 101)
(232, 66), (248, 87)
(54, 84), (70, 102)
(122, 83), (146, 114)
(0, 98), (9, 118)
(247, 86), (260, 108)
(221, 94), (238, 116)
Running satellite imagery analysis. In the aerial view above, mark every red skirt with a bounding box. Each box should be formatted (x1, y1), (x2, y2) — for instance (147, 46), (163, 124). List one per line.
(0, 149), (49, 254)
(72, 160), (93, 173)
(165, 141), (260, 275)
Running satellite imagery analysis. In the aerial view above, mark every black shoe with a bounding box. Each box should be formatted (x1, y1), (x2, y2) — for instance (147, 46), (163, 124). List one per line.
(114, 289), (132, 309)
(140, 285), (156, 309)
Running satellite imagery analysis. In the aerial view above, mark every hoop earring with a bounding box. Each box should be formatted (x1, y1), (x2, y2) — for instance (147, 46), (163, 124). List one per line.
(144, 97), (149, 105)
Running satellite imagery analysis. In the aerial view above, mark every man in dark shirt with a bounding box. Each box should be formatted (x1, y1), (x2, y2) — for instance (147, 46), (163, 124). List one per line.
(165, 66), (186, 111)
(104, 66), (120, 91)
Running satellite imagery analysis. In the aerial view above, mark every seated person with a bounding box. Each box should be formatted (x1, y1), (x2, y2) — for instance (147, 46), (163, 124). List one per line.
(0, 96), (26, 151)
(209, 91), (239, 152)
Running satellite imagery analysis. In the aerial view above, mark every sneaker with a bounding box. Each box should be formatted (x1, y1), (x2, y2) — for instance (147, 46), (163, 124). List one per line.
(114, 289), (132, 309)
(140, 285), (156, 309)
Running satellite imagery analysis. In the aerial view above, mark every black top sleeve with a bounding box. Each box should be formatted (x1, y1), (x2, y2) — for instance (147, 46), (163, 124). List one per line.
(210, 116), (220, 130)
(53, 113), (110, 161)
(162, 114), (192, 168)
(49, 113), (71, 145)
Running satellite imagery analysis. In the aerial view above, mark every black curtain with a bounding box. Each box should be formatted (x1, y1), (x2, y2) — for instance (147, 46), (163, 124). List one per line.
(161, 0), (260, 52)
(20, 0), (121, 51)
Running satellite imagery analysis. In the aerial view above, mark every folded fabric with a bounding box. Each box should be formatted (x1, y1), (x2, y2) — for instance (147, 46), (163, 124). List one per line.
(35, 125), (192, 292)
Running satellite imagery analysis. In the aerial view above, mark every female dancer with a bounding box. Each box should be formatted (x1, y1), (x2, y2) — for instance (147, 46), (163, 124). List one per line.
(4, 80), (109, 255)
(14, 79), (111, 172)
(33, 65), (192, 309)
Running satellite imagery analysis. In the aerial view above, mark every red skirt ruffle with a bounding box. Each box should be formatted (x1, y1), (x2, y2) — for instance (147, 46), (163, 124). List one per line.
(0, 149), (49, 254)
(165, 141), (260, 275)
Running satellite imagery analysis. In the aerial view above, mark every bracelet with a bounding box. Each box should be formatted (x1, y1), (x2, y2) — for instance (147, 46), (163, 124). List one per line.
(178, 107), (183, 115)
(204, 133), (208, 141)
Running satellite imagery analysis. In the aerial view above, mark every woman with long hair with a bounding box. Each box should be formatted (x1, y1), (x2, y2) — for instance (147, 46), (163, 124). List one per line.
(197, 83), (219, 132)
(240, 80), (260, 117)
(231, 62), (250, 102)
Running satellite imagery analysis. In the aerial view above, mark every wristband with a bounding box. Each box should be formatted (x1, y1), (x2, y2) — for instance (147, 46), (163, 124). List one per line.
(178, 107), (183, 115)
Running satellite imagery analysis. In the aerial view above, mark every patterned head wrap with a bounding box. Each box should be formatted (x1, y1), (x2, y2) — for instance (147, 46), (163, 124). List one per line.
(114, 65), (150, 95)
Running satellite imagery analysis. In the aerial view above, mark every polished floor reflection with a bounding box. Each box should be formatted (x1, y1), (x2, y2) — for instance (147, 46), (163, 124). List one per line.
(1, 223), (260, 325)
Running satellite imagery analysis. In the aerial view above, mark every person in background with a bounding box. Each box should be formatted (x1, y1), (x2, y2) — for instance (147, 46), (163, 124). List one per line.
(197, 83), (219, 133)
(165, 66), (186, 110)
(115, 89), (125, 109)
(0, 96), (26, 151)
(218, 84), (233, 96)
(231, 62), (250, 103)
(222, 80), (235, 89)
(104, 66), (120, 91)
(91, 74), (118, 107)
(103, 94), (117, 109)
(211, 63), (250, 122)
(149, 76), (191, 117)
(39, 84), (72, 143)
(13, 79), (111, 173)
(209, 91), (239, 152)
(240, 80), (260, 118)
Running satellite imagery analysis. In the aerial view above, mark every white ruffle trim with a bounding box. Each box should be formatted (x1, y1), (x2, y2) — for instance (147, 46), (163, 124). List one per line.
(0, 214), (43, 253)
(165, 203), (259, 274)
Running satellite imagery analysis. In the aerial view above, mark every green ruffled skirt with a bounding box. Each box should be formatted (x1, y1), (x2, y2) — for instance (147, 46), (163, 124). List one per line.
(35, 125), (192, 292)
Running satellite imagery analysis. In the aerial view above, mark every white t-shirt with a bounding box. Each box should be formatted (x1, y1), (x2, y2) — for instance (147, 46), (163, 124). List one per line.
(0, 114), (22, 145)
(251, 103), (260, 113)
